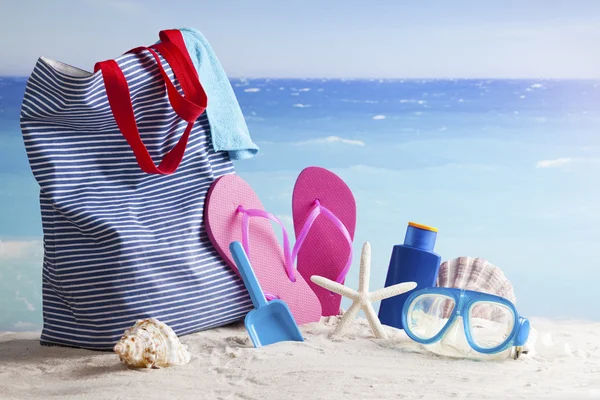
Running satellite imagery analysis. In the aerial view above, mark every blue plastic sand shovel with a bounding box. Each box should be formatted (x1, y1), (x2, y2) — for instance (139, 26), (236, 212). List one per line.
(229, 241), (304, 348)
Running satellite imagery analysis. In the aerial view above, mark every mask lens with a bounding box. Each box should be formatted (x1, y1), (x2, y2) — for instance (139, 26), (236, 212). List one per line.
(407, 294), (455, 340)
(469, 301), (515, 349)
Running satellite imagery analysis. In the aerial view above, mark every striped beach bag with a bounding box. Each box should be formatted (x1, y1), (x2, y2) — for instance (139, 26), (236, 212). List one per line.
(20, 29), (253, 349)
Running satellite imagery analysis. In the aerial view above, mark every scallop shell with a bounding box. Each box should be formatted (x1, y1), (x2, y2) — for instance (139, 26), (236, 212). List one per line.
(114, 318), (191, 369)
(436, 257), (516, 321)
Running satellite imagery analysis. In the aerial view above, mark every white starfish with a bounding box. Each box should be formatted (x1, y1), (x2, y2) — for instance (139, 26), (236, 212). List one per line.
(311, 242), (417, 339)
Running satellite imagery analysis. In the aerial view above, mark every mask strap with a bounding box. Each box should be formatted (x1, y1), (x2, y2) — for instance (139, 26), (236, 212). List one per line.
(512, 317), (534, 359)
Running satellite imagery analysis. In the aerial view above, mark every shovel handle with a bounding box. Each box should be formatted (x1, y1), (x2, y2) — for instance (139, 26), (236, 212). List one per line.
(230, 241), (268, 309)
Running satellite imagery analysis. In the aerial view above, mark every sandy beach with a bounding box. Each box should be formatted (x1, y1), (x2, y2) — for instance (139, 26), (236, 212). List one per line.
(0, 316), (598, 400)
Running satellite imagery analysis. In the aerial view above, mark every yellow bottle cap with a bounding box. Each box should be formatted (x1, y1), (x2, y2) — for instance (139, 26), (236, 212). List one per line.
(408, 221), (438, 232)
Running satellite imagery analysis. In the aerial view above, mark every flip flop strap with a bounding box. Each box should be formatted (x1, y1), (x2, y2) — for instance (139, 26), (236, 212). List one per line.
(237, 206), (296, 286)
(292, 200), (353, 283)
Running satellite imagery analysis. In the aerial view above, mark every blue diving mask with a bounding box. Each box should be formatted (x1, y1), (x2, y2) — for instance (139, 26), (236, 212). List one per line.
(401, 287), (531, 360)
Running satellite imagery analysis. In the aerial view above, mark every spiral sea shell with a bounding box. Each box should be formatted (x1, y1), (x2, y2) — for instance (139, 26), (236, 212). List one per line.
(114, 318), (191, 369)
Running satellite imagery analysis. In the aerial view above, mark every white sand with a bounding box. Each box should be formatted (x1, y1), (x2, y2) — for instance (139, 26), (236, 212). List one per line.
(0, 317), (598, 400)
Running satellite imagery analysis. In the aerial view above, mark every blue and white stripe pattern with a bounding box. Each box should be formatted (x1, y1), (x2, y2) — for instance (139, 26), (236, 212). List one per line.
(20, 47), (252, 349)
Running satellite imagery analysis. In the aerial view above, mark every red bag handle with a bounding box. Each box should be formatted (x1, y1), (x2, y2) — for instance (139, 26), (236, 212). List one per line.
(94, 30), (206, 175)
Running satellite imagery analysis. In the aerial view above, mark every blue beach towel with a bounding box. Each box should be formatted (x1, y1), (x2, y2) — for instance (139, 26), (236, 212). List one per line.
(180, 28), (259, 160)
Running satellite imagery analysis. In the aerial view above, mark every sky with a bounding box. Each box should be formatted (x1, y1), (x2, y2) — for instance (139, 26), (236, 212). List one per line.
(1, 0), (599, 78)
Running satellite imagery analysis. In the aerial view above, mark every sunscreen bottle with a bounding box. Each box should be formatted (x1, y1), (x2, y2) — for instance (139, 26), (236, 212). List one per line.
(378, 222), (441, 330)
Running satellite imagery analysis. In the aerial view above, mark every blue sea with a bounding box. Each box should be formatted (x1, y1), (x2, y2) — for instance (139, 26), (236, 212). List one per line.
(1, 77), (599, 331)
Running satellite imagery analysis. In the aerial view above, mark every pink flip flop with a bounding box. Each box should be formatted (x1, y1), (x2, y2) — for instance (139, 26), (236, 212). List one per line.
(205, 174), (322, 325)
(292, 167), (356, 316)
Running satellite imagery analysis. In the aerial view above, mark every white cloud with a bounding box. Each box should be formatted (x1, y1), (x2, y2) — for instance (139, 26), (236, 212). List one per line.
(244, 88), (260, 93)
(347, 162), (498, 174)
(83, 0), (141, 11)
(15, 291), (35, 312)
(348, 164), (392, 174)
(536, 158), (572, 168)
(293, 103), (311, 108)
(372, 115), (386, 120)
(266, 188), (294, 201)
(0, 240), (42, 259)
(11, 321), (39, 331)
(294, 136), (365, 147)
(276, 214), (294, 230)
(274, 215), (295, 242)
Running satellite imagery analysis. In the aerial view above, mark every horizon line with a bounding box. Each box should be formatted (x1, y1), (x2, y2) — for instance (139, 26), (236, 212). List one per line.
(0, 74), (598, 81)
(231, 76), (600, 81)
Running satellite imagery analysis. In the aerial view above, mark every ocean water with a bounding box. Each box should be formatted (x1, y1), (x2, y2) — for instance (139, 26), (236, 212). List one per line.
(1, 77), (599, 331)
